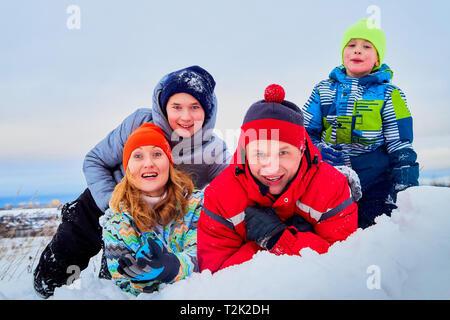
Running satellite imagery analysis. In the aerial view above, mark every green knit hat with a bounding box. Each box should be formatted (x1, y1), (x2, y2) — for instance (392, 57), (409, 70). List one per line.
(340, 18), (386, 71)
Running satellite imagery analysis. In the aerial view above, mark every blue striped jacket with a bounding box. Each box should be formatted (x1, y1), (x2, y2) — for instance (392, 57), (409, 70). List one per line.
(302, 64), (419, 191)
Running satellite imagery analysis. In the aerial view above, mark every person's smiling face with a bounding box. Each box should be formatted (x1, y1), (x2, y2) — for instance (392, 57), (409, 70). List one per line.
(246, 140), (303, 196)
(343, 38), (380, 78)
(127, 145), (170, 197)
(166, 93), (205, 138)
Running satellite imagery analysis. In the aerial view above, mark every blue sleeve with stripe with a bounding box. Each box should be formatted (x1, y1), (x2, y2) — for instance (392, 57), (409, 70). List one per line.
(302, 85), (323, 145)
(382, 86), (414, 154)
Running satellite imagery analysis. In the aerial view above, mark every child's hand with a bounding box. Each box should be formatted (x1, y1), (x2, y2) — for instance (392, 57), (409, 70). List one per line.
(390, 149), (419, 192)
(392, 165), (419, 192)
(317, 142), (346, 166)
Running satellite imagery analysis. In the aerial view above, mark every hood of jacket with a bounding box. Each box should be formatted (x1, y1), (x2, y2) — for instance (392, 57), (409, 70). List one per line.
(151, 72), (228, 171)
(329, 63), (393, 86)
(151, 73), (218, 148)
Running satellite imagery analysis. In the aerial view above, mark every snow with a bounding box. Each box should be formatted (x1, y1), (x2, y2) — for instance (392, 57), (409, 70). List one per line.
(0, 208), (60, 218)
(1, 186), (449, 299)
(178, 70), (206, 93)
(0, 208), (60, 237)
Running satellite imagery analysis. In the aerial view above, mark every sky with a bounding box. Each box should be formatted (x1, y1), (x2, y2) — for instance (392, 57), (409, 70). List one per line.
(1, 0), (449, 197)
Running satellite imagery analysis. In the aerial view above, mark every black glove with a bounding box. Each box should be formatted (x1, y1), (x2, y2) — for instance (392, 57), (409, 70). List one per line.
(117, 238), (180, 283)
(389, 148), (419, 192)
(392, 164), (419, 191)
(117, 254), (141, 279)
(244, 206), (287, 249)
(285, 214), (314, 233)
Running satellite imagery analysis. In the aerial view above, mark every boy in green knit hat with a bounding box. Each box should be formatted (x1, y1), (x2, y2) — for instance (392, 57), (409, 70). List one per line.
(302, 18), (419, 229)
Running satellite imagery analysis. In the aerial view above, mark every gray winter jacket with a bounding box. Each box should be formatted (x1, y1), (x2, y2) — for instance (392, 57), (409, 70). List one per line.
(83, 75), (231, 211)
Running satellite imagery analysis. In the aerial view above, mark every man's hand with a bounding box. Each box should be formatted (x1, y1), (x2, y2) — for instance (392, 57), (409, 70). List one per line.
(244, 206), (287, 249)
(285, 214), (314, 232)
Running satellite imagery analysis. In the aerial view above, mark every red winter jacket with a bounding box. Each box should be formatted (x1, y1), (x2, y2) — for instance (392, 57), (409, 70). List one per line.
(197, 134), (358, 273)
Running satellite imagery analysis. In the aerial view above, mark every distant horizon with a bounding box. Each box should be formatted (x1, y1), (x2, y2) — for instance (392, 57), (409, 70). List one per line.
(1, 166), (450, 207)
(0, 192), (81, 208)
(0, 164), (450, 199)
(0, 154), (449, 200)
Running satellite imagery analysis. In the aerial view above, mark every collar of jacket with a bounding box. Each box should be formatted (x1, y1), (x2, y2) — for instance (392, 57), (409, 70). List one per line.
(232, 134), (322, 207)
(329, 63), (393, 86)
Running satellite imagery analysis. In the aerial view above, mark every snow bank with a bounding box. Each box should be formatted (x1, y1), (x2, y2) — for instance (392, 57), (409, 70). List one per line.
(1, 186), (449, 299)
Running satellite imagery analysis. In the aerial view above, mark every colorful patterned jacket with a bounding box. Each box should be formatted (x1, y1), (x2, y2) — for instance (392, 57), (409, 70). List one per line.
(302, 64), (419, 192)
(102, 190), (203, 296)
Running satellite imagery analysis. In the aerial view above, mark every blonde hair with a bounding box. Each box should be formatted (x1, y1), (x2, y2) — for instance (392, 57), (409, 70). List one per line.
(109, 166), (194, 232)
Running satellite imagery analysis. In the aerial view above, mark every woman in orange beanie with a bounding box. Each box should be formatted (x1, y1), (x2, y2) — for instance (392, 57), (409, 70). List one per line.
(34, 65), (229, 298)
(102, 123), (203, 296)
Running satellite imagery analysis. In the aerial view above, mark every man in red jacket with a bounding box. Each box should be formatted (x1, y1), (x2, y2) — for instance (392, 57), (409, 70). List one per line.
(197, 84), (358, 273)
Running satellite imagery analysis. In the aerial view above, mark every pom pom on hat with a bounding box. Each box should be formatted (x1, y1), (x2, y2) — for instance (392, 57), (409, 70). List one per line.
(264, 84), (285, 103)
(240, 84), (306, 150)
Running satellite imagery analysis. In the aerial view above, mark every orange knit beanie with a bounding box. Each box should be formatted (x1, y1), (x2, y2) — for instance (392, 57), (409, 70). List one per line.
(122, 123), (173, 171)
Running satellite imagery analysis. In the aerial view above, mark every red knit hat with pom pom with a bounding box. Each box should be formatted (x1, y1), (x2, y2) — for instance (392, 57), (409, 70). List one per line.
(239, 84), (306, 151)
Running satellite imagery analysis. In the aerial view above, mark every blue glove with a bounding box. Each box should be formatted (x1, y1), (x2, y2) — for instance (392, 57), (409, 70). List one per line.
(389, 148), (419, 192)
(117, 238), (180, 283)
(392, 164), (419, 191)
(317, 142), (346, 166)
(244, 206), (287, 249)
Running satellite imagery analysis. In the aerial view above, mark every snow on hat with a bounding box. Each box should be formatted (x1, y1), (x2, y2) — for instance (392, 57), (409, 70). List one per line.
(239, 84), (306, 151)
(341, 18), (386, 71)
(160, 65), (216, 120)
(122, 123), (174, 171)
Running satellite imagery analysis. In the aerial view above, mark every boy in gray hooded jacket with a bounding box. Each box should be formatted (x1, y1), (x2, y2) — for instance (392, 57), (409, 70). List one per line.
(33, 66), (230, 298)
